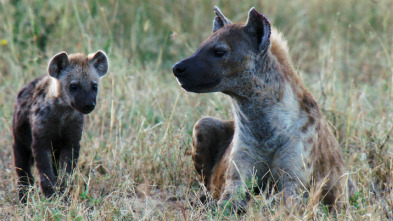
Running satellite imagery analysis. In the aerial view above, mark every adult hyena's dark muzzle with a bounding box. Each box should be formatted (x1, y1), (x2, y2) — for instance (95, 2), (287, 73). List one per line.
(172, 53), (221, 93)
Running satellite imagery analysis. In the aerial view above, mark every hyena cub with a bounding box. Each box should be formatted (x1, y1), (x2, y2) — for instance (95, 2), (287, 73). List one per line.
(173, 7), (354, 212)
(12, 51), (108, 203)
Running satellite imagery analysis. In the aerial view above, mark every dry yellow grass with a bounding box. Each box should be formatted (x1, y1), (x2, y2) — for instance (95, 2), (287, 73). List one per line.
(0, 0), (392, 219)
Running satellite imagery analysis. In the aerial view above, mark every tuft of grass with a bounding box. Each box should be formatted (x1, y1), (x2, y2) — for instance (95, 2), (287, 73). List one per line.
(1, 0), (393, 219)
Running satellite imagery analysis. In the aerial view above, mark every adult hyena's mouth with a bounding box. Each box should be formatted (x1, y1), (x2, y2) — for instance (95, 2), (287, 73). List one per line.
(178, 78), (221, 92)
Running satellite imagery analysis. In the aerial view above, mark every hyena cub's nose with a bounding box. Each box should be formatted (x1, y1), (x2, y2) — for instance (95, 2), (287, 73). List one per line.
(172, 62), (186, 77)
(84, 102), (95, 112)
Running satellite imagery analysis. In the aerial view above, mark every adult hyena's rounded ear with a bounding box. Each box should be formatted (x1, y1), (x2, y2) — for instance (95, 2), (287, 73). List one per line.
(245, 8), (271, 53)
(90, 50), (109, 77)
(48, 52), (69, 79)
(213, 6), (232, 33)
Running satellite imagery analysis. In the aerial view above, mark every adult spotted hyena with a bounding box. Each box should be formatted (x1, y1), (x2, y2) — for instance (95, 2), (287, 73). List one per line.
(173, 7), (354, 212)
(12, 51), (108, 203)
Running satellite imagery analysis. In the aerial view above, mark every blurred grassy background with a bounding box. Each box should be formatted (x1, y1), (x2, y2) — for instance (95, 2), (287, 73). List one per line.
(0, 0), (392, 219)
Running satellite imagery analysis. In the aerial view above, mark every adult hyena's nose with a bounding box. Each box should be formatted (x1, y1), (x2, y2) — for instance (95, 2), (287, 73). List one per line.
(172, 62), (186, 77)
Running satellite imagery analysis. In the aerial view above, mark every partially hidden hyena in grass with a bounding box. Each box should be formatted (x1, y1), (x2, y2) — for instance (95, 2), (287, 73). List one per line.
(173, 7), (354, 213)
(12, 51), (108, 203)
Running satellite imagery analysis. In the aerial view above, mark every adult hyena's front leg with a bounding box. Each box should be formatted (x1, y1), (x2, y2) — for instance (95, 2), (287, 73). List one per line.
(270, 144), (310, 208)
(217, 149), (269, 214)
(192, 117), (234, 191)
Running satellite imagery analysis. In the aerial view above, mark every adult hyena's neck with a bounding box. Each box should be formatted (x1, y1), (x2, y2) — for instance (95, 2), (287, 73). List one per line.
(230, 53), (316, 148)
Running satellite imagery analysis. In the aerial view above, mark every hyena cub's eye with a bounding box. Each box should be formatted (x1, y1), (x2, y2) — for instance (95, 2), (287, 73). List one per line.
(92, 83), (98, 91)
(69, 84), (78, 91)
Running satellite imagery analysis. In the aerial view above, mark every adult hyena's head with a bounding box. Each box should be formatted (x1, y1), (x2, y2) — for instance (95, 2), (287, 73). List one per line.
(173, 7), (271, 94)
(47, 51), (109, 114)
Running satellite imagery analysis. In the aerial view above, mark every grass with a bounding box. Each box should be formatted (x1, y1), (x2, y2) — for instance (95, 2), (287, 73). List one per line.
(0, 0), (392, 219)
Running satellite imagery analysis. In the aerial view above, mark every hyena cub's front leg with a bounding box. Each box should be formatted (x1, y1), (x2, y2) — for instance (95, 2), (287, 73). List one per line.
(31, 135), (58, 198)
(192, 117), (234, 194)
(57, 125), (83, 182)
(31, 125), (83, 198)
(57, 142), (81, 192)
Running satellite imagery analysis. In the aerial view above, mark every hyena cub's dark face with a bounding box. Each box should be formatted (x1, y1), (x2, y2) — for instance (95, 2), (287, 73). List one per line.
(172, 7), (271, 94)
(48, 51), (108, 114)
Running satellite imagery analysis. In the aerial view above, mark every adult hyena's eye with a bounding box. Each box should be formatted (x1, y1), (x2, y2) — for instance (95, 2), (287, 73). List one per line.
(214, 50), (226, 58)
(213, 46), (228, 58)
(69, 84), (78, 91)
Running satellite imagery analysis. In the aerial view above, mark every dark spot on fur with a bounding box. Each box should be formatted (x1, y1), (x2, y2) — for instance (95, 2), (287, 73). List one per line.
(30, 77), (42, 87)
(302, 116), (315, 133)
(17, 88), (28, 99)
(37, 88), (45, 98)
(300, 94), (316, 114)
(20, 102), (27, 109)
(34, 106), (50, 117)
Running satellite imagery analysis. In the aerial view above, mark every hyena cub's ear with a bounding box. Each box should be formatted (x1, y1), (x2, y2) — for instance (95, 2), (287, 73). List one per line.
(48, 52), (70, 79)
(245, 8), (271, 53)
(213, 6), (232, 32)
(90, 50), (109, 77)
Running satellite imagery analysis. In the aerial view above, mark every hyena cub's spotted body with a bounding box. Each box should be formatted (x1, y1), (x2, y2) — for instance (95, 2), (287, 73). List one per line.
(12, 51), (108, 202)
(173, 7), (354, 212)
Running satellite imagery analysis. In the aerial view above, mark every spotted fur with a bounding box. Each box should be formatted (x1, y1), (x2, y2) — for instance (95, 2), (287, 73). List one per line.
(173, 7), (354, 213)
(12, 51), (108, 203)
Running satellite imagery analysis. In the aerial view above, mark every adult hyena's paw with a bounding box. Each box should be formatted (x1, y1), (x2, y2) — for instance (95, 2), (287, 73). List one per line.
(218, 197), (248, 215)
(217, 191), (250, 215)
